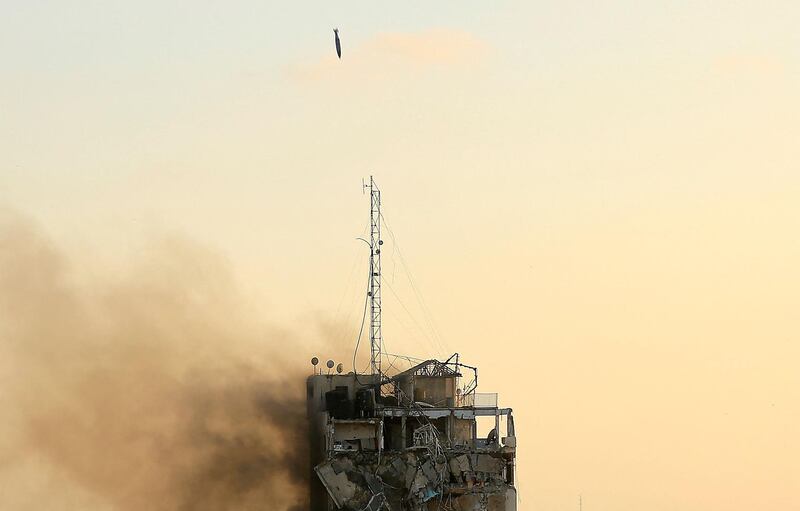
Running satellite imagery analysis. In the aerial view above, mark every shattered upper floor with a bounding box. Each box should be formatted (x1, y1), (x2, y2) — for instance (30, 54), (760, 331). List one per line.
(307, 357), (517, 511)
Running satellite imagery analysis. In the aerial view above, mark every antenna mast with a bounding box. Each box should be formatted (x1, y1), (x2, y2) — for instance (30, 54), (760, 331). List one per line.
(366, 176), (382, 377)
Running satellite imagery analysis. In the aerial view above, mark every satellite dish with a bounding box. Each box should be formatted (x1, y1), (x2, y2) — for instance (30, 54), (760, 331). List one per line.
(311, 357), (319, 366)
(336, 363), (344, 374)
(326, 360), (335, 369)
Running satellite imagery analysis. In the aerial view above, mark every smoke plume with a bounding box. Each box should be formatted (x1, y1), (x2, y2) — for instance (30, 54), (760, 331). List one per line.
(0, 210), (314, 511)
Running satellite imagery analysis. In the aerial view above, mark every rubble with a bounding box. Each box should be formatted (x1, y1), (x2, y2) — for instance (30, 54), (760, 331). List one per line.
(307, 358), (517, 510)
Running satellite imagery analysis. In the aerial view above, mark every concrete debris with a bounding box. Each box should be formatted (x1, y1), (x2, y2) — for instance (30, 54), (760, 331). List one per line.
(308, 358), (517, 510)
(315, 446), (513, 510)
(362, 493), (388, 511)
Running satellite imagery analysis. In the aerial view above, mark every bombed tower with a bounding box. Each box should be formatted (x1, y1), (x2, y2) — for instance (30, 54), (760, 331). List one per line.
(307, 178), (517, 511)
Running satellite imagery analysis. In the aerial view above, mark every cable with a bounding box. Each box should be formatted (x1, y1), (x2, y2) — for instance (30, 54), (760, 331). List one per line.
(333, 222), (370, 350)
(352, 256), (372, 386)
(383, 276), (441, 356)
(381, 217), (441, 356)
(380, 211), (451, 356)
(381, 212), (446, 354)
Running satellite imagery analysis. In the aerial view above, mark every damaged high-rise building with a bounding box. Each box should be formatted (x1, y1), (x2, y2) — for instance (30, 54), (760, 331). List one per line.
(307, 178), (517, 510)
(307, 357), (517, 510)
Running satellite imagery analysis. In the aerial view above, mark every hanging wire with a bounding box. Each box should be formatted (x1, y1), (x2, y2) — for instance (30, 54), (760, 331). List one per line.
(381, 211), (448, 355)
(332, 221), (370, 350)
(382, 354), (401, 375)
(383, 305), (430, 357)
(382, 275), (441, 356)
(379, 210), (451, 356)
(351, 250), (373, 384)
(382, 352), (426, 375)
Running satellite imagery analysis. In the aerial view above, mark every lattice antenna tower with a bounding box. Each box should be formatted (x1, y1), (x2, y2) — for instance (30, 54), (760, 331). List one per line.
(363, 176), (383, 377)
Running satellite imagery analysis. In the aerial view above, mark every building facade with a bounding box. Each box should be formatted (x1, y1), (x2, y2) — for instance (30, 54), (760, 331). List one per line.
(307, 357), (517, 511)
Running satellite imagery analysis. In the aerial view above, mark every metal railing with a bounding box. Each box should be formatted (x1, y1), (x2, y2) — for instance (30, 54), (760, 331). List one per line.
(456, 392), (498, 408)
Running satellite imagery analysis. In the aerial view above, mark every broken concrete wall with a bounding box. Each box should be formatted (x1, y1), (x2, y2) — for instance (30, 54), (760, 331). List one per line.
(333, 420), (381, 451)
(316, 448), (513, 511)
(412, 376), (456, 407)
(452, 418), (473, 447)
(444, 488), (516, 511)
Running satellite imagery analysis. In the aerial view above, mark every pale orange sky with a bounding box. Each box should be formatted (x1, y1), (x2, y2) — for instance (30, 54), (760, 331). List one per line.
(2, 2), (799, 510)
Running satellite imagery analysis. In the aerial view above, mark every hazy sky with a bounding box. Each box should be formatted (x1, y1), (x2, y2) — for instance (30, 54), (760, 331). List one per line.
(2, 2), (799, 510)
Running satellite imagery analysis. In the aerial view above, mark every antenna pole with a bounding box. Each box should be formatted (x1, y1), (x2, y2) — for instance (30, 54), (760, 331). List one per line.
(367, 176), (382, 378)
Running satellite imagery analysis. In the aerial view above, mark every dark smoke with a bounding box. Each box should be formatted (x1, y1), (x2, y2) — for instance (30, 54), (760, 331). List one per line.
(0, 210), (315, 511)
